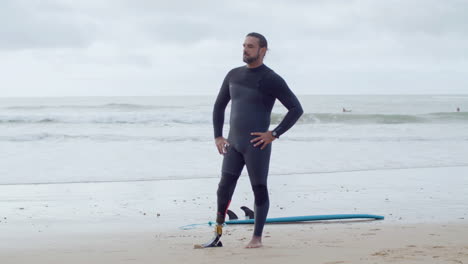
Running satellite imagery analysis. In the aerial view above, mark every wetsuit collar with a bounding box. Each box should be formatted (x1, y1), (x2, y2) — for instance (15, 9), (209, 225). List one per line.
(245, 64), (267, 72)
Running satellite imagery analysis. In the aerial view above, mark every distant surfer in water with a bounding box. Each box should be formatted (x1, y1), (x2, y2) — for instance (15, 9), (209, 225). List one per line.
(202, 33), (303, 249)
(457, 107), (460, 112)
(342, 107), (352, 113)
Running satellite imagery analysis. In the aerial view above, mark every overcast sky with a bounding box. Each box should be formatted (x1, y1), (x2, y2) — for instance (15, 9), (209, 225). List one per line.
(1, 0), (467, 97)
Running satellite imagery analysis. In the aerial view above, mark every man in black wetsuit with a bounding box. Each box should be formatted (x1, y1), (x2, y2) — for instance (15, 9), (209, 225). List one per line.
(211, 33), (303, 248)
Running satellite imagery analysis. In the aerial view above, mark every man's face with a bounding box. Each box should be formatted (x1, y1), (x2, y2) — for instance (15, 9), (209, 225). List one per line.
(243, 36), (263, 64)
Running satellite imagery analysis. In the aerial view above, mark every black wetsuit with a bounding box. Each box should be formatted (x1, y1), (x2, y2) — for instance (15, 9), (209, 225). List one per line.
(213, 64), (303, 237)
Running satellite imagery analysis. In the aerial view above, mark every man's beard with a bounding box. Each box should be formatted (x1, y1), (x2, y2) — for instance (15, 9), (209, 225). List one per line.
(243, 51), (260, 64)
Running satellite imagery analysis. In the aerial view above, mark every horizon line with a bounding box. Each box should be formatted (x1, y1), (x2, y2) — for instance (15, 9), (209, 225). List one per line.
(1, 93), (468, 99)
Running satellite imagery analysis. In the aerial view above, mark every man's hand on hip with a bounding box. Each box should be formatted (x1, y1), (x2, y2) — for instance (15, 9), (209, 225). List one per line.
(250, 131), (276, 150)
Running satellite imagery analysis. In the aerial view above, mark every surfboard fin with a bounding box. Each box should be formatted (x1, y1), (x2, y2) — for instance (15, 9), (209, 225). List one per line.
(240, 206), (254, 219)
(194, 224), (223, 249)
(227, 209), (238, 220)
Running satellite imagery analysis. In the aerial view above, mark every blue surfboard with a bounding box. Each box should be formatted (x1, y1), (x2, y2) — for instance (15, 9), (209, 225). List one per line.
(223, 214), (384, 225)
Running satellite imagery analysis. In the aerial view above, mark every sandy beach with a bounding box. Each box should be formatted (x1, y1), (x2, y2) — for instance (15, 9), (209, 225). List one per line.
(1, 222), (468, 264)
(1, 166), (467, 263)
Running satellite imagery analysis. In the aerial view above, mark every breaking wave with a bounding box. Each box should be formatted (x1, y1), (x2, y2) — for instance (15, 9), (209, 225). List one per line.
(1, 112), (467, 125)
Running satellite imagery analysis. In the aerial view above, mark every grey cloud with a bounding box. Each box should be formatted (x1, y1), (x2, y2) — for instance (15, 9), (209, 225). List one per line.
(143, 17), (215, 44)
(0, 0), (96, 50)
(360, 0), (468, 36)
(105, 1), (259, 44)
(258, 0), (468, 39)
(2, 0), (468, 50)
(0, 0), (467, 96)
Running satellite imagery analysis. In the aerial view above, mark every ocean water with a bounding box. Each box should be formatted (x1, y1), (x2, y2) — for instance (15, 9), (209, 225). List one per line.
(1, 95), (467, 185)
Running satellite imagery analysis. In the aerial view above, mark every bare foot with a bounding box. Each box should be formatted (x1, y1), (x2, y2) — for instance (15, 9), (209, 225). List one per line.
(245, 236), (263, 248)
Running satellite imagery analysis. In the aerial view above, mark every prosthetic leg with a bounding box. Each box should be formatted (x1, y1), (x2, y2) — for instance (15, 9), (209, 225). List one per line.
(194, 224), (223, 248)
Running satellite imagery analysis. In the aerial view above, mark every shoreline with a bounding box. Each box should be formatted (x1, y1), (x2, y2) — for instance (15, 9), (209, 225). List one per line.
(1, 166), (467, 263)
(1, 164), (467, 186)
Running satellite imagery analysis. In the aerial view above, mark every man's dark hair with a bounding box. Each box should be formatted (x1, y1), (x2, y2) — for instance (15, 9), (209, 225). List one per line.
(246, 32), (268, 49)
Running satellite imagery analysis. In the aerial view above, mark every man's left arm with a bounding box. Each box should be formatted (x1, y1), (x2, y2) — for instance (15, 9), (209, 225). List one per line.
(251, 73), (303, 149)
(268, 73), (304, 138)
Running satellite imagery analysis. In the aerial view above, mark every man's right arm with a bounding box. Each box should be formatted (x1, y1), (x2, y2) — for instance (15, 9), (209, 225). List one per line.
(213, 71), (232, 139)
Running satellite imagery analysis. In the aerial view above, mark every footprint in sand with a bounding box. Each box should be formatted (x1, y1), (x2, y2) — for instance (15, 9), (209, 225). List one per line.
(371, 250), (389, 256)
